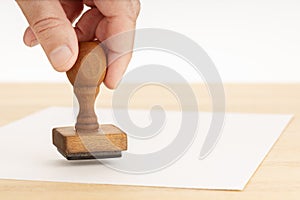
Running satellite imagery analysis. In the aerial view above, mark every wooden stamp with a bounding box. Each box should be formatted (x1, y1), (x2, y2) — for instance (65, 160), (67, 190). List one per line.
(52, 42), (127, 160)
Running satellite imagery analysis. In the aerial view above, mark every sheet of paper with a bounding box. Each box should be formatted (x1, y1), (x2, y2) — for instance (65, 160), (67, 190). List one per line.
(0, 107), (292, 190)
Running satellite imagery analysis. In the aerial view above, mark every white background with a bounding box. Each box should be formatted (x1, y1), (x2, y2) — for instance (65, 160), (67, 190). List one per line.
(0, 0), (300, 83)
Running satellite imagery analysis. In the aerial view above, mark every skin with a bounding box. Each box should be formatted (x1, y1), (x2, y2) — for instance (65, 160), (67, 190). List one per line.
(16, 0), (141, 89)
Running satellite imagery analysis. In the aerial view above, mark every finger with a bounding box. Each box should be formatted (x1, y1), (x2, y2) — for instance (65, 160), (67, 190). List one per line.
(60, 0), (83, 23)
(98, 18), (135, 89)
(83, 0), (95, 7)
(23, 27), (38, 47)
(17, 0), (78, 72)
(75, 8), (104, 41)
(23, 1), (83, 48)
(94, 0), (141, 89)
(104, 52), (132, 89)
(94, 0), (140, 46)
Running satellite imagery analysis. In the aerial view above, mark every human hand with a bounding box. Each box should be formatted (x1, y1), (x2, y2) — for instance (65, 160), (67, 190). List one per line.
(17, 0), (140, 89)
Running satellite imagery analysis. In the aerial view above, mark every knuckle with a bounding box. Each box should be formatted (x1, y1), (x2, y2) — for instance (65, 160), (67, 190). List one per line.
(120, 0), (141, 21)
(135, 0), (141, 11)
(130, 0), (141, 19)
(31, 17), (65, 35)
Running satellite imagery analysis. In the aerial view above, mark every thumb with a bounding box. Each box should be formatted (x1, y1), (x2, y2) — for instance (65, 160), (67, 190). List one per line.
(17, 0), (78, 72)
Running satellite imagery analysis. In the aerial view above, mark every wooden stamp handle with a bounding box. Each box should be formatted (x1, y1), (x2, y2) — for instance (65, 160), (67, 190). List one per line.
(66, 42), (107, 132)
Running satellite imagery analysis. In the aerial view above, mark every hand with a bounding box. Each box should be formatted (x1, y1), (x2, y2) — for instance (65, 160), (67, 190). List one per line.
(16, 0), (140, 89)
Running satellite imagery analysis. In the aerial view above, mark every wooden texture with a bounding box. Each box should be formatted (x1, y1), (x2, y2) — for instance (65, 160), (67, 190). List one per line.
(53, 41), (127, 159)
(66, 41), (106, 131)
(0, 83), (299, 199)
(53, 125), (127, 154)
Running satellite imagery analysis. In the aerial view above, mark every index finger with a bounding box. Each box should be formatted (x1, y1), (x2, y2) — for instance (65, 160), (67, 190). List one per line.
(94, 0), (140, 89)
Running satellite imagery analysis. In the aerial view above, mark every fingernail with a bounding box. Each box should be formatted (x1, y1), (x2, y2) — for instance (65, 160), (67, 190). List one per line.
(30, 39), (39, 47)
(49, 45), (73, 71)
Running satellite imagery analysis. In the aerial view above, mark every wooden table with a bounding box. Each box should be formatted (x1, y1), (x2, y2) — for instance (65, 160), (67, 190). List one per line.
(0, 83), (299, 199)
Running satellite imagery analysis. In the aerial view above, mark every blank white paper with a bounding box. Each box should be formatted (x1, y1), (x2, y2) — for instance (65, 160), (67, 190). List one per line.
(0, 107), (292, 190)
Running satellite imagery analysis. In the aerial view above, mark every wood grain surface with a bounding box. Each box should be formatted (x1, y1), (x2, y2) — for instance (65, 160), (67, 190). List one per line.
(53, 42), (127, 159)
(0, 83), (299, 200)
(53, 125), (127, 153)
(66, 41), (106, 131)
